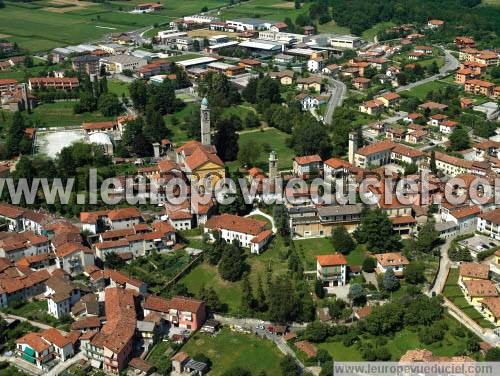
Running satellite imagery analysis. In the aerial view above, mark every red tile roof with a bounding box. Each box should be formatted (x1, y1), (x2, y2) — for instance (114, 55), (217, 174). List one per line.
(316, 253), (347, 266)
(294, 154), (322, 165)
(459, 263), (490, 280)
(205, 214), (266, 236)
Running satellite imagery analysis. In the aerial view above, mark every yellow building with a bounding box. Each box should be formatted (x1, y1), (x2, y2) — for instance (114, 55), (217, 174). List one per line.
(480, 297), (500, 326)
(462, 279), (498, 307)
(176, 141), (225, 189)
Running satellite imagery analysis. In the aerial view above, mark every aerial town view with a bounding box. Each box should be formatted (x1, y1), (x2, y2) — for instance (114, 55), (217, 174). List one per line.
(1, 0), (500, 375)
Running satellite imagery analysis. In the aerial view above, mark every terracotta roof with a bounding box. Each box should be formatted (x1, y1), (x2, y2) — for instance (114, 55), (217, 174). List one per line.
(55, 242), (93, 258)
(169, 296), (204, 313)
(41, 328), (71, 348)
(100, 228), (135, 240)
(449, 205), (480, 219)
(251, 229), (273, 244)
(390, 216), (416, 225)
(375, 252), (409, 267)
(381, 92), (400, 100)
(294, 154), (322, 165)
(459, 263), (490, 280)
(481, 297), (500, 319)
(465, 79), (494, 88)
(104, 269), (144, 288)
(356, 140), (396, 156)
(107, 207), (142, 221)
(172, 351), (189, 362)
(205, 214), (266, 236)
(16, 332), (50, 353)
(295, 341), (317, 358)
(316, 253), (347, 266)
(479, 209), (500, 225)
(71, 316), (101, 331)
(144, 295), (170, 313)
(184, 146), (224, 170)
(129, 358), (154, 373)
(355, 305), (373, 319)
(95, 239), (129, 250)
(0, 202), (25, 218)
(82, 121), (115, 130)
(463, 279), (498, 297)
(324, 157), (352, 169)
(361, 99), (384, 109)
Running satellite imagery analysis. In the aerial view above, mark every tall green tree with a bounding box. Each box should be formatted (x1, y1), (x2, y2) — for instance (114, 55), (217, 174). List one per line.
(214, 116), (239, 161)
(331, 226), (356, 254)
(382, 267), (400, 292)
(354, 208), (401, 252)
(449, 125), (471, 151)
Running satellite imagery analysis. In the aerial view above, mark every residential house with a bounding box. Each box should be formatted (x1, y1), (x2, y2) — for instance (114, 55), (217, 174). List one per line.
(293, 155), (322, 178)
(461, 279), (498, 307)
(359, 99), (384, 115)
(480, 297), (500, 326)
(296, 76), (323, 92)
(143, 295), (206, 330)
(307, 56), (325, 73)
(376, 92), (401, 107)
(204, 214), (273, 254)
(316, 254), (347, 287)
(0, 231), (51, 262)
(54, 242), (95, 276)
(427, 19), (444, 29)
(439, 120), (459, 134)
(440, 205), (480, 232)
(45, 276), (81, 319)
(375, 252), (409, 276)
(352, 77), (371, 90)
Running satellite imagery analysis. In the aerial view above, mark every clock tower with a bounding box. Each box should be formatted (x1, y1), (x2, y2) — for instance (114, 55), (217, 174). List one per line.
(200, 97), (211, 146)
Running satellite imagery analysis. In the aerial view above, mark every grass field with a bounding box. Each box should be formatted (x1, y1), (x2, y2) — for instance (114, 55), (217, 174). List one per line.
(146, 340), (173, 374)
(442, 268), (495, 329)
(317, 314), (479, 361)
(181, 328), (284, 375)
(361, 21), (396, 42)
(294, 237), (366, 270)
(0, 1), (229, 51)
(401, 80), (453, 100)
(226, 128), (295, 171)
(27, 101), (114, 127)
(181, 236), (289, 314)
(108, 79), (130, 97)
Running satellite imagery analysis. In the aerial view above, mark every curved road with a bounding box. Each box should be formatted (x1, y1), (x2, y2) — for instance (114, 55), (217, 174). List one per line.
(396, 48), (460, 93)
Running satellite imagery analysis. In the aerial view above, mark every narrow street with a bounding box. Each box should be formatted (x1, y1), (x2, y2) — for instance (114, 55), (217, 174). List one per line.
(321, 76), (347, 125)
(396, 48), (459, 93)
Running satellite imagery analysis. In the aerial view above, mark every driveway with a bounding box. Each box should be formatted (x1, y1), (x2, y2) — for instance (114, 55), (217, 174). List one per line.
(321, 75), (346, 125)
(245, 208), (277, 233)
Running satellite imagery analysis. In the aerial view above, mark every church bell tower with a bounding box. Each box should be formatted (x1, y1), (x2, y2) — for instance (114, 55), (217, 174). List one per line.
(200, 97), (211, 146)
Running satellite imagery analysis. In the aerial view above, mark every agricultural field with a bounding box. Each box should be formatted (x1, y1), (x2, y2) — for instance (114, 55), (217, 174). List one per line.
(218, 0), (311, 23)
(181, 328), (284, 376)
(0, 1), (228, 52)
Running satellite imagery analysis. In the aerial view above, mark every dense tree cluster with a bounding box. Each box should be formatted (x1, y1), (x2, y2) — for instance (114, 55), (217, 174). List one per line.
(354, 208), (402, 252)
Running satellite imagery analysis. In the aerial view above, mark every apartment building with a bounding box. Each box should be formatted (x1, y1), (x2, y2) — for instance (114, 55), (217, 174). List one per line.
(143, 295), (206, 330)
(28, 77), (79, 91)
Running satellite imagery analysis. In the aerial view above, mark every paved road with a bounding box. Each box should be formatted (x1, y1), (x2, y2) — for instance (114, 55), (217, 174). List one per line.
(322, 76), (347, 125)
(0, 312), (54, 330)
(428, 236), (454, 296)
(395, 48), (460, 93)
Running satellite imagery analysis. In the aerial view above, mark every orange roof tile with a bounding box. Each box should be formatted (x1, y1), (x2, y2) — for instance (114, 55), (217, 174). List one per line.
(316, 253), (347, 266)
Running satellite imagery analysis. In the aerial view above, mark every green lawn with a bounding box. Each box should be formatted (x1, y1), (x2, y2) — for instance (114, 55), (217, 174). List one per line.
(227, 128), (295, 171)
(27, 101), (115, 127)
(120, 250), (192, 296)
(317, 21), (350, 35)
(180, 236), (289, 315)
(401, 80), (453, 100)
(165, 54), (203, 63)
(442, 268), (495, 329)
(181, 328), (284, 376)
(108, 79), (130, 97)
(361, 21), (396, 42)
(146, 340), (173, 374)
(293, 237), (366, 270)
(317, 314), (479, 361)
